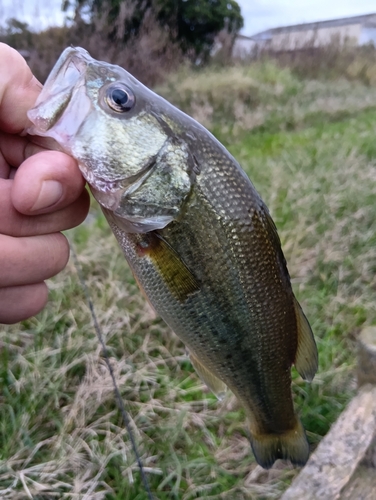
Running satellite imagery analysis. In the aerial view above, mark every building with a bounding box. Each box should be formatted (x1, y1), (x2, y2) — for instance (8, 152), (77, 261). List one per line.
(232, 13), (376, 58)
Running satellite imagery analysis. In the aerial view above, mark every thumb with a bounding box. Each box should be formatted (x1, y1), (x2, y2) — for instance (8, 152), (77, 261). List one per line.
(12, 150), (87, 215)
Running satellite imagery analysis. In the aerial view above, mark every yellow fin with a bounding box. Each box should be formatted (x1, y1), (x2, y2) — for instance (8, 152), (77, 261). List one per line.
(189, 352), (227, 400)
(293, 297), (318, 382)
(250, 417), (309, 469)
(136, 232), (200, 302)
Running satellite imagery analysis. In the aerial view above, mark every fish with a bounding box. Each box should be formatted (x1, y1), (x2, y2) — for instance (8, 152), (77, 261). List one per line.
(27, 47), (318, 469)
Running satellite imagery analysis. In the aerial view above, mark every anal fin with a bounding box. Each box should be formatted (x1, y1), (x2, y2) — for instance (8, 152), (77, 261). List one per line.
(189, 352), (227, 400)
(293, 298), (318, 382)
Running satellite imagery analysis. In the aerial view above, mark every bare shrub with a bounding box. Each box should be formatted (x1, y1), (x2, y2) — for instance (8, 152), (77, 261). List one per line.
(249, 32), (376, 87)
(0, 8), (182, 85)
(274, 45), (376, 86)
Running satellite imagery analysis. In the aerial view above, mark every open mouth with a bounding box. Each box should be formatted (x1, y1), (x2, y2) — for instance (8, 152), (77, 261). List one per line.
(27, 48), (93, 142)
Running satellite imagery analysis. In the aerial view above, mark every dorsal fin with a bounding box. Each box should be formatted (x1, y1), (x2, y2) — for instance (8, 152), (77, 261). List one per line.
(293, 297), (318, 382)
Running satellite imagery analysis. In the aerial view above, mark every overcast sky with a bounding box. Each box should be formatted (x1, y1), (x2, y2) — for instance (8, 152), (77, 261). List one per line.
(239, 0), (376, 35)
(0, 0), (375, 35)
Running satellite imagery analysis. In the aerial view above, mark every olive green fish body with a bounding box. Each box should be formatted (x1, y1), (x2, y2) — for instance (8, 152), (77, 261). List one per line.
(27, 47), (318, 469)
(105, 133), (310, 467)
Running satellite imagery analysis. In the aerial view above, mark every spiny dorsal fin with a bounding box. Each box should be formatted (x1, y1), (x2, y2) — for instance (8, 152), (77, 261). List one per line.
(189, 352), (227, 400)
(293, 297), (318, 382)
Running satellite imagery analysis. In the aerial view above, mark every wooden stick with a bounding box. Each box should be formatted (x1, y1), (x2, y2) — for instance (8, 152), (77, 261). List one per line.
(281, 326), (376, 500)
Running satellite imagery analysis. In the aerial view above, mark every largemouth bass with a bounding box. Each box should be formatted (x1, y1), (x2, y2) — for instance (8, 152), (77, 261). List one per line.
(28, 47), (318, 469)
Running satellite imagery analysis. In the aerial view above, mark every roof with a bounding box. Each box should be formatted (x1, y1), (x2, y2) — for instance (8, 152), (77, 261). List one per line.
(250, 13), (376, 40)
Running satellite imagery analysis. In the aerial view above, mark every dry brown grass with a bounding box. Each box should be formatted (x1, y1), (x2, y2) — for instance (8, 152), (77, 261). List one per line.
(0, 10), (182, 86)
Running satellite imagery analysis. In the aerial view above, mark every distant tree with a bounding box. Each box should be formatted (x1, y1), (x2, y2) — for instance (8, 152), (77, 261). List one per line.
(0, 18), (33, 50)
(158, 0), (243, 57)
(63, 0), (243, 59)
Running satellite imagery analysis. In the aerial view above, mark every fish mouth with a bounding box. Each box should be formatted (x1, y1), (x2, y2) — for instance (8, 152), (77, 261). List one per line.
(27, 47), (93, 144)
(27, 47), (165, 219)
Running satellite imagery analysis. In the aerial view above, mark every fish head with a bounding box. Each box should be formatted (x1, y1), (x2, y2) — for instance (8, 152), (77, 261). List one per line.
(28, 47), (198, 232)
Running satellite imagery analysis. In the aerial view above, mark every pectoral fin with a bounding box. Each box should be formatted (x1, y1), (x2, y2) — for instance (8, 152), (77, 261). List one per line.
(136, 232), (200, 302)
(189, 352), (227, 400)
(293, 298), (318, 382)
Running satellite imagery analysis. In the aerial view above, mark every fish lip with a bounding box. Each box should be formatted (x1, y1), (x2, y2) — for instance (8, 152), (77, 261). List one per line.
(45, 47), (92, 93)
(32, 49), (86, 111)
(27, 47), (93, 138)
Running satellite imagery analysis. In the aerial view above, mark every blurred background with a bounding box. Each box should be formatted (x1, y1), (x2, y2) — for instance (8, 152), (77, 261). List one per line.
(1, 1), (376, 499)
(0, 0), (375, 84)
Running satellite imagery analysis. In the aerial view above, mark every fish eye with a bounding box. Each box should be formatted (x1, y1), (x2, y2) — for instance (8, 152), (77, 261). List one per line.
(105, 84), (135, 112)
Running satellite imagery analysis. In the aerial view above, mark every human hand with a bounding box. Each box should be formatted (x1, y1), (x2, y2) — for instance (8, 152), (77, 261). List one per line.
(0, 43), (90, 324)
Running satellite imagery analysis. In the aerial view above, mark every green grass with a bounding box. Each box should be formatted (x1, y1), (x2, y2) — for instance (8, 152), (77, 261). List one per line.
(2, 59), (376, 498)
(228, 111), (376, 442)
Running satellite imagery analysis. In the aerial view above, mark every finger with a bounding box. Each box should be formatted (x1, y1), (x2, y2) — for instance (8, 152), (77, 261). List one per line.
(12, 150), (87, 214)
(0, 43), (42, 134)
(0, 180), (90, 237)
(0, 148), (10, 179)
(0, 233), (70, 287)
(0, 131), (45, 172)
(0, 282), (48, 324)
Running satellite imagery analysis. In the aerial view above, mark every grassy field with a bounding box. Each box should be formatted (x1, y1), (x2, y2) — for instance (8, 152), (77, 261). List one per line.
(1, 60), (376, 499)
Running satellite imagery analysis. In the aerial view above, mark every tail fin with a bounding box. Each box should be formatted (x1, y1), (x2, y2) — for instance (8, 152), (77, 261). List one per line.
(250, 418), (309, 469)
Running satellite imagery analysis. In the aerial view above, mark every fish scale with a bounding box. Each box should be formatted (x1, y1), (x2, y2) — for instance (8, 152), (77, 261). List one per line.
(108, 178), (299, 437)
(28, 46), (318, 469)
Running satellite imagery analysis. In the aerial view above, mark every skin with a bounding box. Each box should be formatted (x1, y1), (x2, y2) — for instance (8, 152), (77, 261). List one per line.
(0, 43), (90, 324)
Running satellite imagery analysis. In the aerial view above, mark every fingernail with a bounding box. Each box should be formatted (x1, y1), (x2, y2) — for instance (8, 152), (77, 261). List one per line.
(31, 180), (63, 212)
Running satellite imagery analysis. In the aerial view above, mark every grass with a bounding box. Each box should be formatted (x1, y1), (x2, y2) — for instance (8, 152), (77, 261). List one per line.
(2, 58), (376, 498)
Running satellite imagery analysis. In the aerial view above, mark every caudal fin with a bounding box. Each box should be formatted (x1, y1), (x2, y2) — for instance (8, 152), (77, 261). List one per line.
(250, 418), (309, 469)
